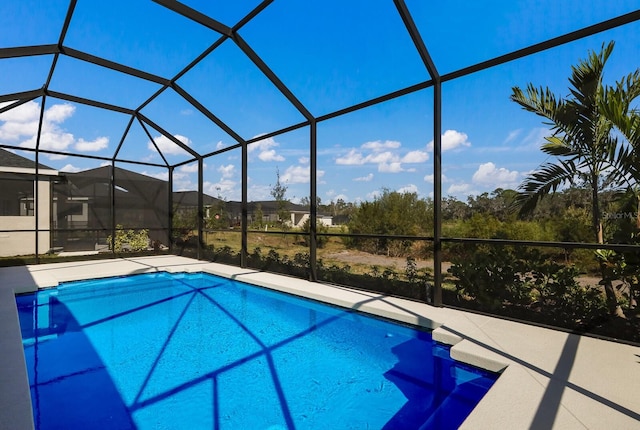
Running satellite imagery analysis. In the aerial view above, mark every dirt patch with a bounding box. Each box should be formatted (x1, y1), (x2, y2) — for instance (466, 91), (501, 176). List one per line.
(322, 250), (447, 272)
(322, 250), (607, 287)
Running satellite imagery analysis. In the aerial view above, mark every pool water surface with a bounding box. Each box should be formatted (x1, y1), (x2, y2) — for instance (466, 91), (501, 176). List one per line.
(16, 272), (498, 429)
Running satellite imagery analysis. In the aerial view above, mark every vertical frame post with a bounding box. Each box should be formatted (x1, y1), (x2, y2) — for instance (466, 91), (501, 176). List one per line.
(241, 141), (248, 267)
(168, 166), (174, 253)
(309, 120), (318, 281)
(110, 161), (116, 254)
(432, 83), (443, 306)
(197, 157), (204, 259)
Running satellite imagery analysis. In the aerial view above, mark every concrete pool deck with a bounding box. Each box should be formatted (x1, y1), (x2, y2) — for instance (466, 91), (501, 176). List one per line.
(1, 255), (639, 429)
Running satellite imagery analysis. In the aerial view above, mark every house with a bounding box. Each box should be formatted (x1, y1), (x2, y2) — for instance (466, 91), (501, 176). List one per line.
(1, 148), (332, 257)
(0, 149), (58, 257)
(289, 210), (333, 228)
(58, 166), (170, 250)
(171, 196), (333, 229)
(0, 150), (171, 257)
(172, 191), (227, 220)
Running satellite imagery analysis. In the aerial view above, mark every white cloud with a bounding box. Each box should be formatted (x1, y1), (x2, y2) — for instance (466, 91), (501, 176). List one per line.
(337, 149), (402, 172)
(258, 149), (284, 162)
(149, 134), (191, 155)
(424, 173), (449, 183)
(379, 161), (405, 173)
(44, 104), (75, 123)
(517, 127), (549, 151)
(216, 140), (226, 150)
(0, 100), (40, 124)
(75, 136), (108, 152)
(27, 130), (75, 152)
(325, 190), (350, 202)
(361, 140), (401, 151)
(401, 150), (429, 163)
(427, 129), (471, 152)
(248, 180), (273, 201)
(336, 149), (366, 165)
(398, 184), (418, 194)
(367, 190), (382, 200)
(471, 162), (520, 188)
(218, 164), (235, 178)
(280, 165), (325, 184)
(172, 172), (194, 191)
(504, 129), (522, 144)
(367, 151), (397, 164)
(0, 101), (106, 158)
(298, 156), (309, 164)
(59, 164), (81, 173)
(248, 135), (285, 162)
(354, 173), (374, 182)
(447, 183), (473, 195)
(204, 179), (238, 200)
(336, 139), (428, 174)
(179, 163), (200, 173)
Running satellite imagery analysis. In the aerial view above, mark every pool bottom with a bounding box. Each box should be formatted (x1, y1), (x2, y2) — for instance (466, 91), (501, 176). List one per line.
(17, 271), (498, 429)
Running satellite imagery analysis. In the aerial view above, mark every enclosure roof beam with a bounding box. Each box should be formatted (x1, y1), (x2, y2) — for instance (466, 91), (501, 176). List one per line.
(232, 33), (313, 121)
(153, 0), (233, 36)
(61, 46), (170, 86)
(393, 0), (440, 81)
(443, 9), (640, 82)
(112, 115), (136, 162)
(138, 112), (201, 159)
(46, 90), (135, 115)
(172, 83), (245, 144)
(137, 116), (170, 167)
(0, 45), (58, 59)
(0, 89), (44, 103)
(232, 0), (274, 32)
(0, 97), (39, 115)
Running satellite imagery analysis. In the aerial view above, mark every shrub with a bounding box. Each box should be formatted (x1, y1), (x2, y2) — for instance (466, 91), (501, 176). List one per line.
(448, 245), (607, 327)
(299, 218), (329, 248)
(107, 225), (149, 252)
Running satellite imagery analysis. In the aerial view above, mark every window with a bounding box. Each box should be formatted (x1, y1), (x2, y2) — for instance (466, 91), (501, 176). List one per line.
(0, 178), (34, 216)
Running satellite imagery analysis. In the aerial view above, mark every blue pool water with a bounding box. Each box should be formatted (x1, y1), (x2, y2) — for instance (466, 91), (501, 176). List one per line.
(16, 272), (498, 429)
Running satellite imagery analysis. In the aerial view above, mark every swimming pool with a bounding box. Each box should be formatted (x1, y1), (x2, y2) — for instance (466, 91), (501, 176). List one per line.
(17, 271), (498, 429)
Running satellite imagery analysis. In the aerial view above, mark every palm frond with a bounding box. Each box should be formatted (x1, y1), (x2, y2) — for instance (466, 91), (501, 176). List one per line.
(512, 160), (576, 216)
(541, 136), (577, 157)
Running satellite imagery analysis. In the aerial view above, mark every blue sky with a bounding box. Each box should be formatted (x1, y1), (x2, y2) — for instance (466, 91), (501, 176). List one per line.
(0, 0), (639, 204)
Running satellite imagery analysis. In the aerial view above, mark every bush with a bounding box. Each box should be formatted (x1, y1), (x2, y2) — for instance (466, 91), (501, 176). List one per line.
(448, 245), (532, 310)
(299, 218), (329, 248)
(448, 245), (607, 327)
(107, 225), (149, 252)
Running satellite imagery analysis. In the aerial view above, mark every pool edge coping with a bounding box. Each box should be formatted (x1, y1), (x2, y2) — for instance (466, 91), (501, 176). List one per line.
(3, 256), (639, 430)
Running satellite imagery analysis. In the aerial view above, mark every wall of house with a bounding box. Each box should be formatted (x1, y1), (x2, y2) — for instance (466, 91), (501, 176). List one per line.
(289, 213), (333, 228)
(0, 181), (51, 257)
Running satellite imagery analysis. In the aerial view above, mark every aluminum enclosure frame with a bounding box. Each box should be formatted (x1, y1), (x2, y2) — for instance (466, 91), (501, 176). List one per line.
(1, 1), (639, 306)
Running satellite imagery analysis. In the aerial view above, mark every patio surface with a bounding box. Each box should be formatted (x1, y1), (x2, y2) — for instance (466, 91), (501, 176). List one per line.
(1, 255), (639, 429)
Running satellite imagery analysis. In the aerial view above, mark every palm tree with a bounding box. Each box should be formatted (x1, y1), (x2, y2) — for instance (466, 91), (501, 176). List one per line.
(600, 68), (640, 228)
(510, 41), (625, 316)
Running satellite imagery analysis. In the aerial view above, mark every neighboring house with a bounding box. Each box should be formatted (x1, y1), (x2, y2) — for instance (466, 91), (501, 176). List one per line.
(172, 191), (227, 221)
(0, 151), (170, 257)
(289, 211), (333, 228)
(1, 148), (332, 257)
(0, 149), (58, 257)
(172, 196), (333, 229)
(59, 166), (170, 250)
